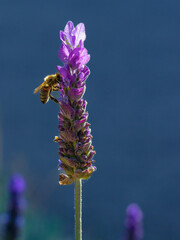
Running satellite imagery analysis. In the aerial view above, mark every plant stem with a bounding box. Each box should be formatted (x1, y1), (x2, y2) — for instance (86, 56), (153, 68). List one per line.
(74, 178), (82, 240)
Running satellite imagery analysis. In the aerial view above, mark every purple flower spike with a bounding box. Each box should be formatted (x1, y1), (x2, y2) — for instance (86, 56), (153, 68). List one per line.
(124, 203), (143, 240)
(2, 174), (26, 240)
(9, 174), (26, 194)
(55, 21), (96, 185)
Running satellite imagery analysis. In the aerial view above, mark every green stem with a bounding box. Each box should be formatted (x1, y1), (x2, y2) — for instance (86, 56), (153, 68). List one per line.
(74, 178), (82, 240)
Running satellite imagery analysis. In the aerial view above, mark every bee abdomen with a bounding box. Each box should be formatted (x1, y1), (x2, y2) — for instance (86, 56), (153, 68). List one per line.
(40, 87), (50, 104)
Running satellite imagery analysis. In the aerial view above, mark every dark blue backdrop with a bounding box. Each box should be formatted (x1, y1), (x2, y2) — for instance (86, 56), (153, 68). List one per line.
(1, 0), (180, 239)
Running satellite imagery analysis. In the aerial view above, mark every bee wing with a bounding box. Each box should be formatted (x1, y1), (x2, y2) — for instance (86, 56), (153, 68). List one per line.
(33, 83), (44, 94)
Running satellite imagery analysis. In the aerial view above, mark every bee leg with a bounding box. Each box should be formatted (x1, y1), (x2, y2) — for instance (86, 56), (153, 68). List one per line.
(50, 94), (59, 104)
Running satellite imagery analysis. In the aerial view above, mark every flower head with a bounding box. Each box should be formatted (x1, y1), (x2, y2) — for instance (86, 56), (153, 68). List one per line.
(55, 21), (96, 185)
(60, 21), (86, 49)
(124, 203), (143, 240)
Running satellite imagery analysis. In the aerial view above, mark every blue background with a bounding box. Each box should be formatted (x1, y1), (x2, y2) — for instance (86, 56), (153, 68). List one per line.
(0, 0), (180, 239)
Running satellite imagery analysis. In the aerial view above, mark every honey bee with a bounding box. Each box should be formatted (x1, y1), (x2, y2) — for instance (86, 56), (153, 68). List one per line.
(34, 73), (61, 104)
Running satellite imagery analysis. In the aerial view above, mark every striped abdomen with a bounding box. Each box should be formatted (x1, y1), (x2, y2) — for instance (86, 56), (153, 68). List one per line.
(40, 85), (50, 104)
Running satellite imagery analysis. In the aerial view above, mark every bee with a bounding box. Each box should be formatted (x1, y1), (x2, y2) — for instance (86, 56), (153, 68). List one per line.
(34, 73), (62, 104)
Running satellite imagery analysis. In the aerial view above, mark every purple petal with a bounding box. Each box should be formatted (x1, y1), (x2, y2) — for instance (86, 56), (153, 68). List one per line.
(68, 86), (85, 101)
(77, 66), (90, 84)
(79, 40), (84, 48)
(78, 72), (84, 80)
(58, 43), (71, 63)
(87, 150), (96, 161)
(76, 81), (85, 88)
(63, 21), (76, 47)
(56, 66), (68, 79)
(60, 102), (75, 120)
(82, 66), (90, 79)
(79, 48), (90, 65)
(60, 30), (65, 42)
(72, 23), (86, 47)
(68, 47), (90, 69)
(68, 48), (81, 68)
(76, 141), (92, 155)
(74, 117), (87, 131)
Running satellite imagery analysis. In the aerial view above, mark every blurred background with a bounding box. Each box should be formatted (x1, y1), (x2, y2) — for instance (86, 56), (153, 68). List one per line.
(0, 0), (180, 239)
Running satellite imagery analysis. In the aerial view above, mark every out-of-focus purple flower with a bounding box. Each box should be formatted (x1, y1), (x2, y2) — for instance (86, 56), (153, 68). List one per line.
(2, 174), (26, 240)
(124, 203), (143, 240)
(9, 174), (26, 194)
(55, 21), (96, 185)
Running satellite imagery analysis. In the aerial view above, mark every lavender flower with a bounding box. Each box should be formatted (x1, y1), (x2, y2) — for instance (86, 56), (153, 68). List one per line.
(3, 174), (26, 240)
(124, 203), (143, 240)
(55, 21), (96, 185)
